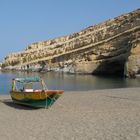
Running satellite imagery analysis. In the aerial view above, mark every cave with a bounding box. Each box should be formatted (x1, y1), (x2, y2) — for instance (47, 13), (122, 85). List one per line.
(92, 60), (126, 77)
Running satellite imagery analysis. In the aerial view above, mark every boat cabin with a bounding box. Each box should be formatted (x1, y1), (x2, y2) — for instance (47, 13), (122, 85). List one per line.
(11, 76), (47, 92)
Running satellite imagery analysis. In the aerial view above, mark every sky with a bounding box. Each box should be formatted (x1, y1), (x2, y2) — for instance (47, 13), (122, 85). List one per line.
(0, 0), (140, 61)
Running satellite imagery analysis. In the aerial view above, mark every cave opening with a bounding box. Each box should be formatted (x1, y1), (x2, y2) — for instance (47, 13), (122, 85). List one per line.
(92, 60), (126, 77)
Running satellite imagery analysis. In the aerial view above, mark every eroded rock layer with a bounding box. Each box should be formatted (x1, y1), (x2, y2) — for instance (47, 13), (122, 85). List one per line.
(2, 9), (140, 76)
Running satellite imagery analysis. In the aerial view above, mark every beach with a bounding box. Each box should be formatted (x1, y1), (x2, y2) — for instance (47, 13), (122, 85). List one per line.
(0, 88), (140, 140)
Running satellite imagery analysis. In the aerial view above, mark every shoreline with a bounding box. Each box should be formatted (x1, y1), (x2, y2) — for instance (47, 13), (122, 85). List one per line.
(0, 87), (140, 140)
(1, 86), (140, 95)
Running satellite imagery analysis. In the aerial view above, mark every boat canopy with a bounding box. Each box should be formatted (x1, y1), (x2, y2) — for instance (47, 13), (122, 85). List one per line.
(14, 76), (41, 83)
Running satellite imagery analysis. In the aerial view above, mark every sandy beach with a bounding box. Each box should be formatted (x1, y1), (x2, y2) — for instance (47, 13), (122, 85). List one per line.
(0, 88), (140, 140)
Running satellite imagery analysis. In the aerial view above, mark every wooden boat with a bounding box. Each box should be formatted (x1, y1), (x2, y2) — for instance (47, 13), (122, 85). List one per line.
(10, 76), (64, 108)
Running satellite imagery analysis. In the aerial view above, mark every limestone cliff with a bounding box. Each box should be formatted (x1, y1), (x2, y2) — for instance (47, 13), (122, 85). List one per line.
(2, 9), (140, 77)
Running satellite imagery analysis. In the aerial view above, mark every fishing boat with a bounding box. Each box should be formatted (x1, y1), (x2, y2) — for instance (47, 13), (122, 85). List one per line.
(10, 76), (64, 108)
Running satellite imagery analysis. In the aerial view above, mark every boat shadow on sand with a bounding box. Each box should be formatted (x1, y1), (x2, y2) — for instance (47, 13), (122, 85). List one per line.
(0, 99), (40, 110)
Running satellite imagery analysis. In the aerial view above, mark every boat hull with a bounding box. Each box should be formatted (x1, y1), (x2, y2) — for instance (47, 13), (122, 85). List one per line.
(10, 90), (64, 108)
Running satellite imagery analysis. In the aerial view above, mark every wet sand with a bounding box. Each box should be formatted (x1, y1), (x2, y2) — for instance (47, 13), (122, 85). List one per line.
(0, 87), (140, 140)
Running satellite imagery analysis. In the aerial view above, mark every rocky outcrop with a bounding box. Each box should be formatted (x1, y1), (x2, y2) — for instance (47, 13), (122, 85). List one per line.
(2, 9), (140, 77)
(0, 63), (2, 70)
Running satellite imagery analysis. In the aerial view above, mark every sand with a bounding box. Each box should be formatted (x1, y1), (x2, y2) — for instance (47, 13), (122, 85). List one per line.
(0, 87), (140, 140)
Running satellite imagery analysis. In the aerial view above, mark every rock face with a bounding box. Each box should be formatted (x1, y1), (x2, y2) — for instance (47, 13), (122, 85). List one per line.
(2, 9), (140, 77)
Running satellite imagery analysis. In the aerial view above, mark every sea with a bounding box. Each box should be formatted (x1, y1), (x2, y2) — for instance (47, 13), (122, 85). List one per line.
(0, 70), (140, 95)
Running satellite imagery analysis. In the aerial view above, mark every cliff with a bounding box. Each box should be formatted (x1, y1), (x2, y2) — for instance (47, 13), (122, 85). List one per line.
(2, 9), (140, 77)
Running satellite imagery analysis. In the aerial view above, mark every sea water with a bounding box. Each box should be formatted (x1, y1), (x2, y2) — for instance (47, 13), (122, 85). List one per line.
(0, 70), (140, 95)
